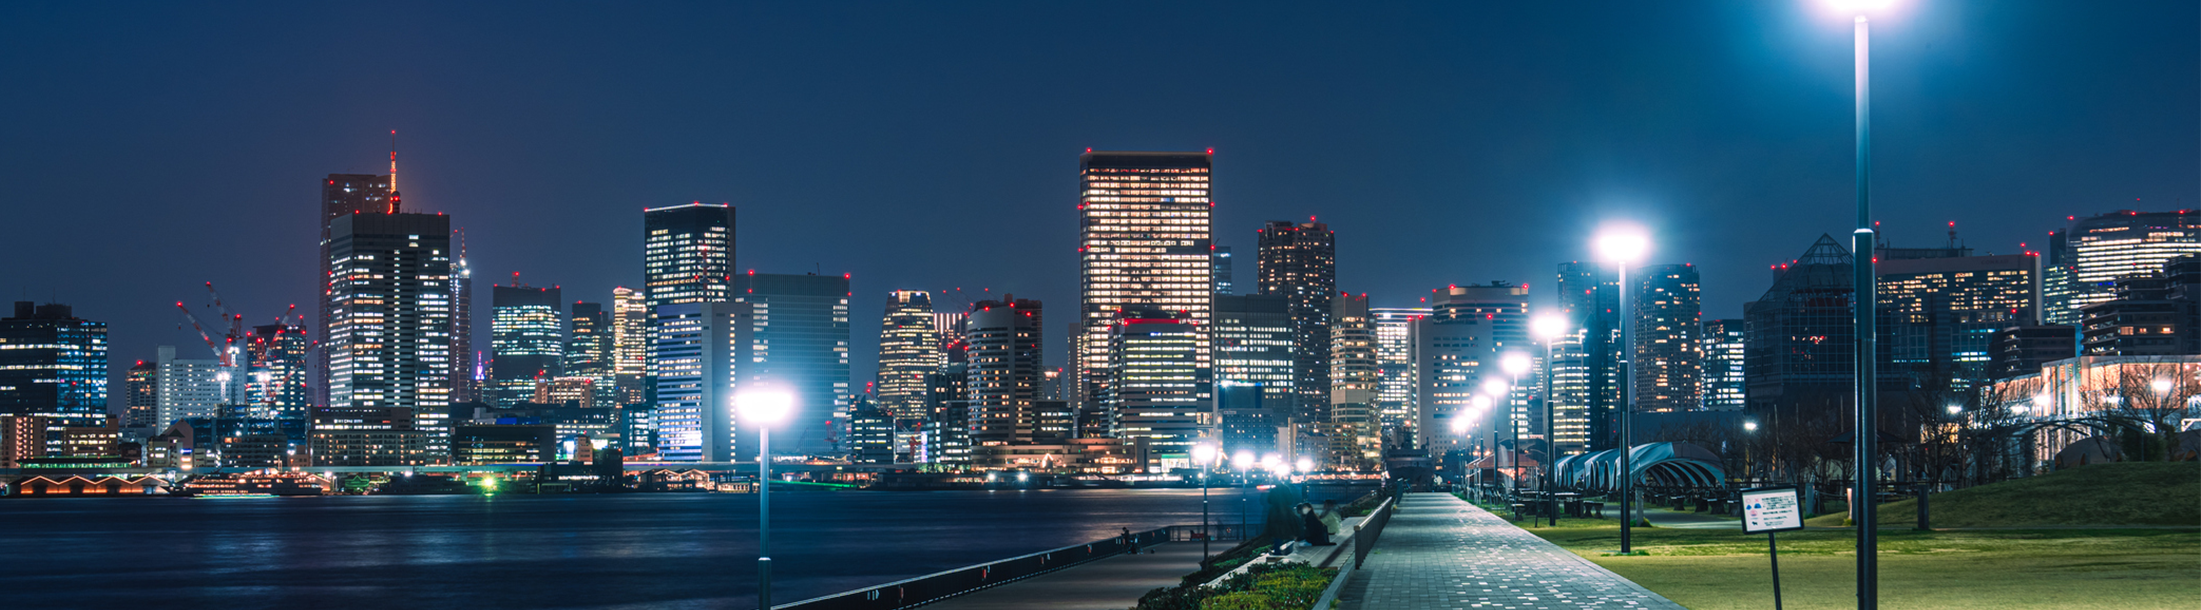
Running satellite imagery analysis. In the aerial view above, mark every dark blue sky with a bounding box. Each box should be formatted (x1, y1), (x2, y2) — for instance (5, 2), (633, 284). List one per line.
(2, 1), (2194, 399)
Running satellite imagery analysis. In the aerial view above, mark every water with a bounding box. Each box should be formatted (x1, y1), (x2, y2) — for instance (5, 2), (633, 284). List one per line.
(0, 486), (1364, 609)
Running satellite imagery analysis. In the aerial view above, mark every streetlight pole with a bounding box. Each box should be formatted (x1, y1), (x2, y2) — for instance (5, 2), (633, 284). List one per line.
(1532, 316), (1567, 527)
(1850, 8), (1880, 609)
(1193, 443), (1217, 558)
(1598, 228), (1647, 554)
(738, 391), (794, 610)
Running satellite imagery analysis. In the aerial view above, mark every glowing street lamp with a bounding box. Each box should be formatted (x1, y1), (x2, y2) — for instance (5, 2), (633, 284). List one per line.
(1596, 224), (1649, 553)
(736, 390), (794, 610)
(2151, 378), (2174, 395)
(1234, 449), (1255, 536)
(1192, 443), (1219, 558)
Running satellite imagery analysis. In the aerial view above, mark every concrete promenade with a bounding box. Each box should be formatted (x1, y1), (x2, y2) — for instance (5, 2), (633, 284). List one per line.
(921, 541), (1204, 610)
(1338, 493), (1686, 610)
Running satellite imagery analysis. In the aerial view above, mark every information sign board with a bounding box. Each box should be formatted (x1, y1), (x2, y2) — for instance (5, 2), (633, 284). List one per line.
(1741, 485), (1805, 534)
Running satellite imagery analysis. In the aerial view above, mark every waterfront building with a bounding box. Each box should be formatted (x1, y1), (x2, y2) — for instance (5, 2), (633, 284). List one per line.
(1632, 264), (1702, 413)
(568, 301), (614, 405)
(156, 345), (244, 428)
(317, 172), (394, 406)
(966, 296), (1047, 455)
(2044, 210), (2201, 324)
(1329, 293), (1380, 467)
(1075, 151), (1213, 431)
(124, 360), (158, 429)
(848, 396), (894, 464)
(323, 212), (453, 417)
(1701, 319), (1746, 411)
(490, 284), (564, 407)
(925, 355), (972, 466)
(1213, 246), (1235, 295)
(453, 424), (558, 465)
(1415, 284), (1530, 455)
(877, 291), (944, 419)
(643, 203), (736, 410)
(732, 273), (853, 457)
(1258, 220), (1336, 422)
(1877, 241), (2039, 396)
(0, 302), (109, 441)
(309, 406), (427, 467)
(1214, 294), (1294, 462)
(1105, 308), (1210, 471)
(651, 301), (754, 462)
(0, 415), (46, 468)
(246, 323), (311, 420)
(1371, 307), (1426, 444)
(611, 287), (649, 405)
(150, 417), (306, 470)
(1551, 262), (1620, 454)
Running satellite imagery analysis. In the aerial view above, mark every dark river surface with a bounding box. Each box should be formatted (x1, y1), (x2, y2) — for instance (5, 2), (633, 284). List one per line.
(1, 486), (1369, 609)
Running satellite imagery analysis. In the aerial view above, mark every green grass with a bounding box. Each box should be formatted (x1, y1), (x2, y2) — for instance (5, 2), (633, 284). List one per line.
(1525, 522), (2201, 609)
(1805, 461), (2201, 528)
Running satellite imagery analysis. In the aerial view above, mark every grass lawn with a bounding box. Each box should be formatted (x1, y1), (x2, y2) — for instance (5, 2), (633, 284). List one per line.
(1805, 461), (2201, 528)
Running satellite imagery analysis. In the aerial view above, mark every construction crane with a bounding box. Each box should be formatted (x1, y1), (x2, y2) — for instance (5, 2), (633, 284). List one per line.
(172, 282), (250, 367)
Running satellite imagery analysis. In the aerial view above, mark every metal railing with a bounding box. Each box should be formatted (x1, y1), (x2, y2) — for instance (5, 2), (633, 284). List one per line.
(1162, 522), (1261, 542)
(777, 527), (1169, 610)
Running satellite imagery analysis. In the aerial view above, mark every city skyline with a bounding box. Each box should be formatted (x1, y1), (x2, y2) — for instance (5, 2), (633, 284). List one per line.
(0, 2), (2195, 412)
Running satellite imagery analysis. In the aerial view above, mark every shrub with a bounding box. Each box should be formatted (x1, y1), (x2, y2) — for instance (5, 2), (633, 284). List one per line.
(1132, 561), (1338, 610)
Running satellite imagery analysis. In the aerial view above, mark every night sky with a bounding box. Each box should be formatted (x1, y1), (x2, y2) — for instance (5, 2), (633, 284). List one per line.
(1, 1), (2194, 410)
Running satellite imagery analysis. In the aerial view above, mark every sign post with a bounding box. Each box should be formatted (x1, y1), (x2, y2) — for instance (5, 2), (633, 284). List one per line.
(1742, 485), (1807, 610)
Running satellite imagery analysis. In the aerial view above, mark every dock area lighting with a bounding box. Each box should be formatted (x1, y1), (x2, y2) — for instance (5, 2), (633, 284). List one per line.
(1192, 443), (1219, 557)
(1501, 353), (1530, 377)
(735, 389), (795, 610)
(1596, 224), (1650, 554)
(1531, 316), (1568, 342)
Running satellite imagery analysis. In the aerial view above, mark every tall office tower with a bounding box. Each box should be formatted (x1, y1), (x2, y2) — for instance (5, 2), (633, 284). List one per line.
(847, 396), (895, 464)
(2043, 210), (2201, 324)
(1415, 284), (1531, 454)
(925, 355), (972, 466)
(1878, 239), (2039, 395)
(1700, 319), (1746, 410)
(124, 360), (159, 429)
(1744, 235), (1902, 422)
(450, 235), (477, 404)
(965, 296), (1046, 457)
(1213, 246), (1235, 295)
(1106, 308), (1209, 471)
(317, 173), (395, 406)
(490, 284), (565, 407)
(2077, 256), (2196, 355)
(611, 287), (649, 405)
(876, 291), (943, 419)
(568, 301), (614, 405)
(643, 203), (736, 397)
(0, 303), (110, 447)
(156, 345), (242, 427)
(1370, 307), (1426, 444)
(1328, 292), (1380, 466)
(1214, 294), (1294, 460)
(651, 301), (753, 462)
(1076, 151), (1214, 432)
(1551, 262), (1620, 455)
(324, 212), (453, 414)
(246, 324), (311, 420)
(1257, 220), (1336, 422)
(732, 273), (853, 457)
(1632, 264), (1703, 413)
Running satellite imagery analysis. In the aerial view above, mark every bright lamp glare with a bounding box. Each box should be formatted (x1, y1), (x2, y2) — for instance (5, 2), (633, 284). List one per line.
(1595, 229), (1651, 263)
(1824, 0), (1894, 12)
(1481, 378), (1509, 397)
(1191, 443), (1218, 465)
(1531, 315), (1568, 341)
(2151, 379), (2173, 394)
(1501, 353), (1531, 376)
(1451, 416), (1471, 434)
(1234, 450), (1255, 466)
(736, 390), (795, 424)
(1295, 457), (1314, 473)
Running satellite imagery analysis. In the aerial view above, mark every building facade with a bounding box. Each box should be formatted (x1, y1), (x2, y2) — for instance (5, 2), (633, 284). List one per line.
(1106, 308), (1209, 471)
(1370, 307), (1426, 444)
(324, 212), (454, 415)
(490, 284), (565, 407)
(876, 291), (943, 419)
(1632, 264), (1703, 413)
(317, 173), (394, 407)
(1415, 284), (1531, 455)
(611, 286), (649, 405)
(1700, 319), (1746, 410)
(965, 296), (1046, 455)
(1551, 262), (1620, 455)
(1257, 220), (1336, 422)
(732, 273), (853, 457)
(1076, 151), (1214, 433)
(2045, 210), (2201, 324)
(1214, 294), (1294, 462)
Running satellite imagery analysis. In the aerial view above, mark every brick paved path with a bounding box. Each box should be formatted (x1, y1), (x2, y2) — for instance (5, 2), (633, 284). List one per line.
(1339, 493), (1686, 610)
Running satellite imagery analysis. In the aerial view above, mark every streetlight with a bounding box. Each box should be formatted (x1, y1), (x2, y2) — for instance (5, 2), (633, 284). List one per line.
(1596, 224), (1649, 553)
(1192, 443), (1218, 558)
(1501, 353), (1531, 502)
(2152, 378), (2174, 395)
(1531, 315), (1567, 526)
(1234, 449), (1254, 538)
(736, 390), (794, 610)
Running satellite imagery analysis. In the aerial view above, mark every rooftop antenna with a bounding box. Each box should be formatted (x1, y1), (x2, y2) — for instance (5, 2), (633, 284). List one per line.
(1947, 221), (1960, 249)
(387, 130), (400, 213)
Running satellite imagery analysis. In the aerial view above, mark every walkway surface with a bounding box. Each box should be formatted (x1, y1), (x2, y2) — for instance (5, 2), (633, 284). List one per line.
(922, 541), (1203, 610)
(1338, 493), (1686, 610)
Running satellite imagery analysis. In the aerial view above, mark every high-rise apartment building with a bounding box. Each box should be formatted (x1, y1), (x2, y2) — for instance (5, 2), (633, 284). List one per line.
(1370, 307), (1426, 443)
(2044, 210), (2201, 324)
(1258, 220), (1336, 422)
(1632, 264), (1703, 413)
(1701, 319), (1746, 410)
(1076, 151), (1213, 431)
(1551, 262), (1620, 454)
(0, 303), (110, 447)
(1214, 295), (1293, 460)
(1213, 246), (1235, 295)
(732, 273), (853, 457)
(246, 323), (311, 420)
(876, 291), (943, 419)
(323, 212), (453, 416)
(317, 173), (394, 406)
(965, 296), (1046, 456)
(1415, 284), (1531, 454)
(1106, 308), (1209, 470)
(611, 287), (649, 405)
(568, 301), (614, 405)
(490, 284), (564, 407)
(124, 360), (159, 429)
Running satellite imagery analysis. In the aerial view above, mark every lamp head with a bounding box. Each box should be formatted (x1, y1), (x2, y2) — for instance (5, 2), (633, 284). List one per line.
(1823, 0), (1895, 14)
(1481, 378), (1509, 397)
(1743, 421), (1759, 432)
(1946, 404), (1963, 415)
(1531, 315), (1568, 341)
(1191, 443), (1218, 466)
(1450, 415), (1472, 434)
(1501, 352), (1531, 376)
(736, 390), (795, 424)
(2152, 378), (2173, 394)
(1234, 450), (1255, 467)
(1594, 227), (1651, 263)
(1295, 457), (1314, 473)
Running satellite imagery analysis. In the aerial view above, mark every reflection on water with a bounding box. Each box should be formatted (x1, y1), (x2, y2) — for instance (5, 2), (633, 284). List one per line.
(0, 486), (1369, 610)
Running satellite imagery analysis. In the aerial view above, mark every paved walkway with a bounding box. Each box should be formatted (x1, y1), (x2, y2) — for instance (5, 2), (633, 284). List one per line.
(1338, 493), (1685, 610)
(922, 542), (1204, 610)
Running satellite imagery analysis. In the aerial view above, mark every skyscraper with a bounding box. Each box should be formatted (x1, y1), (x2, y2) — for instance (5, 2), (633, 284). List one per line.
(732, 273), (853, 457)
(1076, 151), (1213, 430)
(490, 284), (564, 407)
(246, 323), (311, 420)
(1370, 306), (1426, 443)
(2044, 210), (2201, 324)
(643, 203), (736, 394)
(1632, 264), (1702, 413)
(124, 359), (158, 429)
(1415, 284), (1530, 454)
(568, 301), (613, 405)
(1213, 246), (1235, 295)
(1258, 220), (1336, 422)
(611, 286), (649, 405)
(1106, 308), (1209, 470)
(651, 301), (753, 462)
(1551, 262), (1619, 454)
(1746, 235), (1870, 421)
(1328, 293), (1380, 467)
(323, 212), (452, 415)
(876, 291), (943, 419)
(1700, 319), (1746, 411)
(316, 172), (394, 406)
(1214, 294), (1293, 460)
(0, 303), (110, 444)
(157, 344), (241, 427)
(965, 296), (1045, 458)
(450, 234), (477, 404)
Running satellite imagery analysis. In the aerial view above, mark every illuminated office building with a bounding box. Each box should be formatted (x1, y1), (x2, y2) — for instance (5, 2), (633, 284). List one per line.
(1371, 307), (1425, 442)
(246, 323), (311, 420)
(1076, 151), (1213, 431)
(1213, 246), (1235, 295)
(1214, 295), (1293, 459)
(2044, 210), (2201, 324)
(124, 360), (159, 429)
(1550, 262), (1619, 454)
(935, 311), (967, 353)
(155, 345), (240, 428)
(731, 273), (853, 457)
(0, 302), (110, 452)
(310, 406), (427, 467)
(1744, 235), (1906, 422)
(643, 203), (736, 398)
(1328, 293), (1379, 465)
(965, 296), (1046, 452)
(1415, 284), (1530, 454)
(1700, 319), (1746, 411)
(1106, 308), (1209, 471)
(490, 284), (564, 408)
(317, 173), (393, 406)
(611, 287), (649, 404)
(450, 237), (477, 403)
(1631, 264), (1702, 413)
(876, 291), (943, 419)
(1877, 239), (2038, 396)
(568, 301), (614, 404)
(651, 301), (754, 462)
(1258, 220), (1336, 422)
(323, 212), (453, 417)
